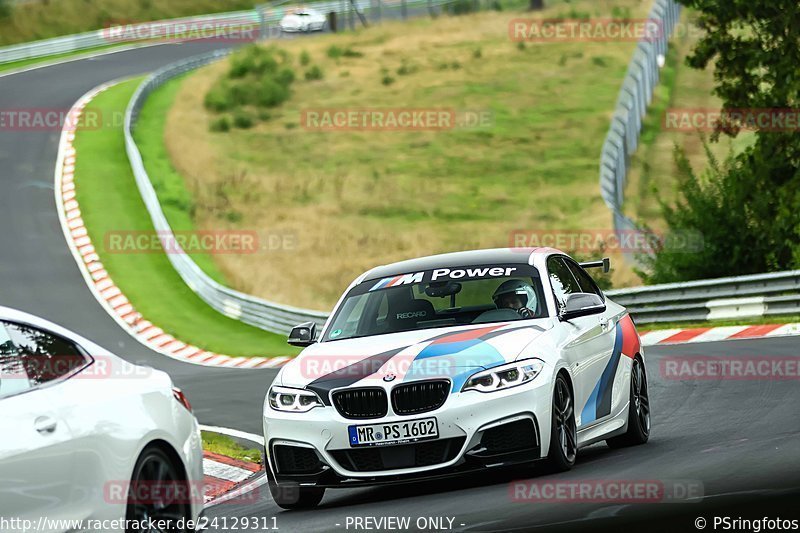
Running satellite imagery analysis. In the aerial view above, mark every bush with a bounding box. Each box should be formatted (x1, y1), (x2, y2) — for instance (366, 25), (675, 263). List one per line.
(233, 112), (254, 129)
(381, 75), (395, 86)
(637, 139), (800, 283)
(517, 41), (526, 51)
(396, 60), (418, 76)
(446, 0), (475, 15)
(209, 116), (231, 132)
(0, 0), (11, 19)
(327, 45), (363, 58)
(343, 47), (363, 58)
(591, 56), (608, 67)
(205, 45), (295, 116)
(257, 78), (290, 107)
(204, 84), (233, 112)
(300, 50), (311, 66)
(304, 65), (324, 81)
(473, 47), (482, 59)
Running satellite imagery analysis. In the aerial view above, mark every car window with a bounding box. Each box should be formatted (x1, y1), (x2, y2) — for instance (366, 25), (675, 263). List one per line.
(1, 321), (89, 392)
(563, 258), (604, 300)
(324, 264), (547, 341)
(547, 256), (581, 309)
(0, 324), (29, 398)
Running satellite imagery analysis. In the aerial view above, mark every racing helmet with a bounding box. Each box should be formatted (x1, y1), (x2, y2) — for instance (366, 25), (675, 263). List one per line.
(492, 279), (537, 311)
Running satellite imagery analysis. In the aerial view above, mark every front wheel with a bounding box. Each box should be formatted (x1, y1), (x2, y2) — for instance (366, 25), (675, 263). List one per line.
(606, 356), (650, 448)
(267, 467), (324, 510)
(544, 374), (577, 471)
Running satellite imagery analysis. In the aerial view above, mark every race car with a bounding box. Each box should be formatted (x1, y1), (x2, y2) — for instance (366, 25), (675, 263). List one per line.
(278, 8), (327, 32)
(263, 248), (650, 509)
(0, 306), (204, 532)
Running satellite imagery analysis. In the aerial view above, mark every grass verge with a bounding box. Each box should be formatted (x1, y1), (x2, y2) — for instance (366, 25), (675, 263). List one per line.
(201, 431), (262, 463)
(74, 78), (299, 358)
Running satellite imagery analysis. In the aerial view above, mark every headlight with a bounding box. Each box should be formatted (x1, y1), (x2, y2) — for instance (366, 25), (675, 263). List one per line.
(462, 359), (544, 393)
(268, 386), (323, 412)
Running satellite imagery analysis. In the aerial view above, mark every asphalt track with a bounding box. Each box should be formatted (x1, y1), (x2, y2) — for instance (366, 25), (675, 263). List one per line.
(1, 35), (799, 533)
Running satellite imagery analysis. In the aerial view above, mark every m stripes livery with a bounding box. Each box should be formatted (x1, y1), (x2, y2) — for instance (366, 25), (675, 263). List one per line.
(580, 314), (640, 425)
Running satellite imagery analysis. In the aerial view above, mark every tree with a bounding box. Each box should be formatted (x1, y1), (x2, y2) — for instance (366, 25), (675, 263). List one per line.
(641, 0), (800, 282)
(0, 0), (12, 19)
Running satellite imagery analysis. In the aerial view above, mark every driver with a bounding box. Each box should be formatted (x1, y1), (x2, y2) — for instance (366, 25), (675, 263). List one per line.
(492, 279), (537, 319)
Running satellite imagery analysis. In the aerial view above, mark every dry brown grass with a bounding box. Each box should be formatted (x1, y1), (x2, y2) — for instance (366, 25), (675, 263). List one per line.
(165, 2), (655, 309)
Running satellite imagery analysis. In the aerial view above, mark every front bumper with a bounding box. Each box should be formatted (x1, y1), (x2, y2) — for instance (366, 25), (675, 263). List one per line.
(263, 377), (552, 487)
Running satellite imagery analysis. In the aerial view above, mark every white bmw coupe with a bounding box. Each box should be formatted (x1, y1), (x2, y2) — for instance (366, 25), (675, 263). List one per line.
(263, 248), (651, 509)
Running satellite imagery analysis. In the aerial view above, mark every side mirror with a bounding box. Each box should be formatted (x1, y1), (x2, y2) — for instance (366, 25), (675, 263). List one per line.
(288, 322), (317, 347)
(559, 293), (606, 321)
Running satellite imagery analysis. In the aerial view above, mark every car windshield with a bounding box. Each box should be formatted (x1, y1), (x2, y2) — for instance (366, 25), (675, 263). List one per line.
(323, 264), (547, 341)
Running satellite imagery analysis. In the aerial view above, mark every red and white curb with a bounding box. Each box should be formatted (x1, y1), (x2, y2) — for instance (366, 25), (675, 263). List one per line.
(203, 451), (261, 503)
(640, 323), (800, 346)
(54, 81), (290, 370)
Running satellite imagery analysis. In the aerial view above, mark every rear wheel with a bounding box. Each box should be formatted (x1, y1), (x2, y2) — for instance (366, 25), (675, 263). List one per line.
(544, 374), (577, 471)
(126, 446), (191, 532)
(606, 356), (650, 448)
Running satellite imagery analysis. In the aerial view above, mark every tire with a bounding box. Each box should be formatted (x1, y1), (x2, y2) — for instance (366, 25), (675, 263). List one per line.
(266, 467), (325, 510)
(126, 446), (191, 532)
(606, 356), (650, 448)
(544, 374), (577, 472)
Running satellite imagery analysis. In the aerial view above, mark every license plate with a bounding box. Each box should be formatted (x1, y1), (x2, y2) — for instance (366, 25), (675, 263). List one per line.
(348, 417), (439, 447)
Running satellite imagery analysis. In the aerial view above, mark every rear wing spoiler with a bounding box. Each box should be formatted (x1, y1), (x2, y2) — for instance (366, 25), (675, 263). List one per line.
(579, 257), (610, 273)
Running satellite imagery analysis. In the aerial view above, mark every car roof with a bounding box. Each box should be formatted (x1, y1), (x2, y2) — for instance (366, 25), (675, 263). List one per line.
(361, 247), (565, 281)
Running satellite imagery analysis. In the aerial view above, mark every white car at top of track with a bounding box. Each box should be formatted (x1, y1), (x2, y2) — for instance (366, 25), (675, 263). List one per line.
(263, 247), (651, 509)
(278, 8), (327, 32)
(0, 306), (203, 532)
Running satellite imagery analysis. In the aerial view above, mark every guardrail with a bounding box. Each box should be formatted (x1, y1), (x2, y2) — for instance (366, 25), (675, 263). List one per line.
(598, 0), (682, 260)
(124, 0), (456, 335)
(607, 270), (800, 324)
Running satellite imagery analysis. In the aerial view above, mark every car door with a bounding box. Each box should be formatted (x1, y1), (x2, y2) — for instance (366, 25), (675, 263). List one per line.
(546, 256), (615, 429)
(0, 320), (90, 526)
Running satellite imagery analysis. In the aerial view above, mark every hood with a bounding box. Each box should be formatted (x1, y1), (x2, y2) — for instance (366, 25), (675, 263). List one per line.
(279, 320), (553, 397)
